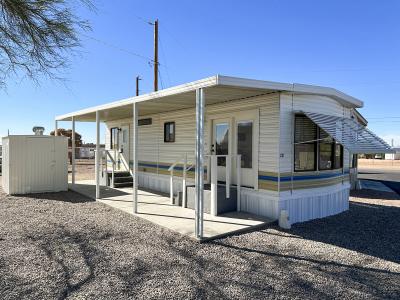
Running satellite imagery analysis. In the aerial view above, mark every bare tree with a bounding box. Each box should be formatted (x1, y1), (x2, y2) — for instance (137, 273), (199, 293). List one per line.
(0, 0), (93, 88)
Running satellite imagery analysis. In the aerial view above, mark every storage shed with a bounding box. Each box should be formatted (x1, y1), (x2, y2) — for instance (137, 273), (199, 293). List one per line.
(2, 135), (68, 194)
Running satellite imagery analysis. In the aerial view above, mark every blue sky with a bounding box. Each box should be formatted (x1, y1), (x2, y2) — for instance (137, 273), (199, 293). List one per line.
(1, 0), (399, 145)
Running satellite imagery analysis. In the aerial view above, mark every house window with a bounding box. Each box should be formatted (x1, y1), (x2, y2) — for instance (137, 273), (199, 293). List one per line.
(110, 127), (119, 149)
(164, 122), (175, 143)
(294, 115), (343, 172)
(319, 129), (334, 170)
(333, 143), (343, 169)
(294, 115), (317, 171)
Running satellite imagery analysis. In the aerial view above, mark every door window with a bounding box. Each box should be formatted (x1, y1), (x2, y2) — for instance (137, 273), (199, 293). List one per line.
(237, 121), (253, 168)
(215, 123), (229, 166)
(122, 128), (128, 143)
(110, 127), (119, 149)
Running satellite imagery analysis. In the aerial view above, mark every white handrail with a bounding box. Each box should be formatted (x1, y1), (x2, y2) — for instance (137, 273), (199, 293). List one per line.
(169, 153), (191, 205)
(105, 150), (116, 187)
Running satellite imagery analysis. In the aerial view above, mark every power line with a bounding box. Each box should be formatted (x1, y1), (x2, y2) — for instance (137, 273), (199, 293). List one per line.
(159, 34), (172, 87)
(367, 117), (400, 119)
(158, 68), (164, 90)
(81, 33), (153, 62)
(134, 15), (153, 25)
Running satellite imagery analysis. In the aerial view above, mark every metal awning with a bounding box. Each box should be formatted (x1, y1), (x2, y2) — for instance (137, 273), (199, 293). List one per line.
(56, 75), (364, 122)
(302, 111), (393, 154)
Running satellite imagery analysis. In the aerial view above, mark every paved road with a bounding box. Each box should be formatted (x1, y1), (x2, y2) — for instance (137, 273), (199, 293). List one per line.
(358, 167), (400, 194)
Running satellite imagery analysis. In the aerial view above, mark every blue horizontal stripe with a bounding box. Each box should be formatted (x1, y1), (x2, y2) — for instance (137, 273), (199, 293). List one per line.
(259, 171), (349, 182)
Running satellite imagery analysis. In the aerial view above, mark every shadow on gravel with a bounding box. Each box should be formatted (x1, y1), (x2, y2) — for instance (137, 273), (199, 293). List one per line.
(351, 189), (400, 201)
(273, 202), (400, 264)
(16, 191), (94, 203)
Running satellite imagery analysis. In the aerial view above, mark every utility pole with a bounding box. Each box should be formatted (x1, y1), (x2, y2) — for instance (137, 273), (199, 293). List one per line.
(153, 19), (159, 92)
(136, 76), (141, 96)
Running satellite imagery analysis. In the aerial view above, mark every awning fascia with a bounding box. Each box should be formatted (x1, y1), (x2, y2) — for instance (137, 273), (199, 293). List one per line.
(300, 111), (393, 154)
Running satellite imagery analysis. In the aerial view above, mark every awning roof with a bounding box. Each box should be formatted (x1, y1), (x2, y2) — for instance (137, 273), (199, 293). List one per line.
(303, 111), (393, 154)
(56, 75), (364, 122)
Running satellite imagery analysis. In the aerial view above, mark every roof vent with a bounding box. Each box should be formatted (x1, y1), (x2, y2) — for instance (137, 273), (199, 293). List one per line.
(32, 126), (45, 136)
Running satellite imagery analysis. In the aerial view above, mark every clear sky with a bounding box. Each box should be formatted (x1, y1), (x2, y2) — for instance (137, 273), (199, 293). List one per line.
(1, 0), (399, 145)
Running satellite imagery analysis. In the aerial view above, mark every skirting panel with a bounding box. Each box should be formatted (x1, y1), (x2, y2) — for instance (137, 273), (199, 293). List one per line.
(138, 172), (187, 195)
(279, 184), (350, 224)
(138, 172), (349, 225)
(240, 188), (280, 220)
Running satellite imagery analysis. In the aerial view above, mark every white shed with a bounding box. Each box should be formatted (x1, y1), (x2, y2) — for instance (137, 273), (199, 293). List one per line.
(385, 148), (400, 160)
(2, 135), (68, 195)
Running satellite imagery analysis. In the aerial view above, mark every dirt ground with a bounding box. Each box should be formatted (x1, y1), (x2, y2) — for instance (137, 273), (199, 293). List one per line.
(68, 159), (97, 181)
(358, 158), (400, 170)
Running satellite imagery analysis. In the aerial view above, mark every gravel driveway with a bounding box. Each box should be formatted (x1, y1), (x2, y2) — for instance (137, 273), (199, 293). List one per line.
(0, 187), (399, 299)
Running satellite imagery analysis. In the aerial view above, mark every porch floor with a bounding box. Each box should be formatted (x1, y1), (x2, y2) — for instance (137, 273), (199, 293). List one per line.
(69, 180), (273, 241)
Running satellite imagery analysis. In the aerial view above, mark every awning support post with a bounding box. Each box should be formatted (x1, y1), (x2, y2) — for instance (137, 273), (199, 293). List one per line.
(55, 120), (58, 136)
(133, 102), (138, 213)
(195, 88), (205, 240)
(95, 111), (100, 199)
(71, 116), (76, 186)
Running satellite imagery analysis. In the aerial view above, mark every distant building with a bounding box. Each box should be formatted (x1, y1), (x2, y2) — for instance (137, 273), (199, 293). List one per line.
(385, 148), (400, 160)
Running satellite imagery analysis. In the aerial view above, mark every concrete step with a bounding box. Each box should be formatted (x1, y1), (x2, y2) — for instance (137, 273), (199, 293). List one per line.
(113, 181), (133, 188)
(114, 176), (133, 183)
(184, 184), (237, 215)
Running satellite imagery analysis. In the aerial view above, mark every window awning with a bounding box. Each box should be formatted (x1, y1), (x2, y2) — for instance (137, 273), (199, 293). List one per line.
(302, 111), (393, 154)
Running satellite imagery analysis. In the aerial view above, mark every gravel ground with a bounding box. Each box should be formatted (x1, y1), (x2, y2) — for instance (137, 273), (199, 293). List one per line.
(0, 187), (399, 299)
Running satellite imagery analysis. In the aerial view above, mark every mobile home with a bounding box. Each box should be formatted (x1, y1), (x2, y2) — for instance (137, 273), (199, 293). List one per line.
(56, 75), (391, 238)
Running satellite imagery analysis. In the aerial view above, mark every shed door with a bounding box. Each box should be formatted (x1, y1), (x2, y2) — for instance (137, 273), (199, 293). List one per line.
(26, 137), (55, 193)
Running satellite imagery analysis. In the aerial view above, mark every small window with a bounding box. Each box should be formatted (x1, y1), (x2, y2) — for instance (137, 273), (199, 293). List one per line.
(164, 122), (175, 143)
(110, 127), (119, 149)
(294, 115), (317, 171)
(138, 118), (152, 126)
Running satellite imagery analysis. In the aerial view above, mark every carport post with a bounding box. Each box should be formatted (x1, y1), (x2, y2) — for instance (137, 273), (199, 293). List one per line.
(54, 120), (58, 136)
(95, 111), (100, 199)
(133, 102), (138, 213)
(71, 116), (76, 185)
(195, 88), (205, 240)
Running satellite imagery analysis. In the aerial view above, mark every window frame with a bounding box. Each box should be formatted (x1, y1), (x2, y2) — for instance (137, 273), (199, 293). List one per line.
(164, 121), (175, 143)
(294, 114), (344, 172)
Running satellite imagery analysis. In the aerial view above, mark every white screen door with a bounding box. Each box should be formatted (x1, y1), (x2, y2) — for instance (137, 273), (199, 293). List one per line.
(119, 125), (130, 171)
(212, 119), (231, 182)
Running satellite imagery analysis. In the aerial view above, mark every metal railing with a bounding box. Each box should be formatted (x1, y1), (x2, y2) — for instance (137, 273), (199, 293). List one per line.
(168, 153), (194, 207)
(168, 153), (242, 216)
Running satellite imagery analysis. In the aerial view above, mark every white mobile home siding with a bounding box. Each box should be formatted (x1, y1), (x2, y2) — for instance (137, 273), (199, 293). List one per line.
(105, 93), (280, 174)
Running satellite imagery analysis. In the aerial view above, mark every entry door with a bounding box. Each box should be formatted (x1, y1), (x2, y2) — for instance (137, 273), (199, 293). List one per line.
(119, 125), (130, 171)
(234, 111), (258, 188)
(211, 119), (231, 182)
